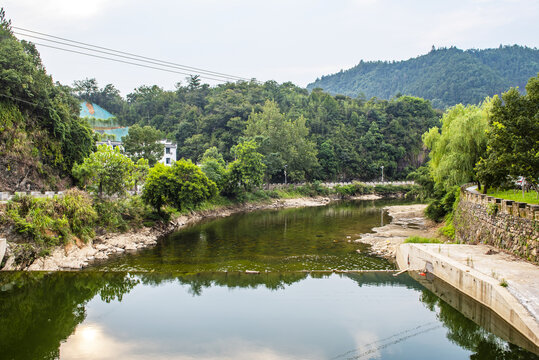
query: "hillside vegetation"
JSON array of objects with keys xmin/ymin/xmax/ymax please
[
  {"xmin": 75, "ymin": 78, "xmax": 440, "ymax": 183},
  {"xmin": 0, "ymin": 11, "xmax": 95, "ymax": 191},
  {"xmin": 307, "ymin": 45, "xmax": 539, "ymax": 109}
]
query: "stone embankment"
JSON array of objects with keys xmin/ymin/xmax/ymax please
[
  {"xmin": 455, "ymin": 187, "xmax": 539, "ymax": 263},
  {"xmin": 1, "ymin": 197, "xmax": 334, "ymax": 271},
  {"xmin": 355, "ymin": 204, "xmax": 437, "ymax": 259}
]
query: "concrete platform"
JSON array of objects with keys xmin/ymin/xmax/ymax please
[{"xmin": 396, "ymin": 243, "xmax": 539, "ymax": 351}]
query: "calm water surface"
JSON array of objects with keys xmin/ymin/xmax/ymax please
[{"xmin": 0, "ymin": 200, "xmax": 537, "ymax": 359}]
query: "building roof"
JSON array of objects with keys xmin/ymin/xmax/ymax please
[{"xmin": 79, "ymin": 101, "xmax": 115, "ymax": 120}]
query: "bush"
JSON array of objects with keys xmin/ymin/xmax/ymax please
[
  {"xmin": 335, "ymin": 182, "xmax": 374, "ymax": 197},
  {"xmin": 142, "ymin": 160, "xmax": 218, "ymax": 213},
  {"xmin": 3, "ymin": 189, "xmax": 97, "ymax": 248}
]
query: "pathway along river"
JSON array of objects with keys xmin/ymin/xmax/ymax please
[{"xmin": 1, "ymin": 199, "xmax": 538, "ymax": 359}]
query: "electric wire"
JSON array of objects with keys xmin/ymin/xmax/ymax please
[
  {"xmin": 28, "ymin": 42, "xmax": 236, "ymax": 83},
  {"xmin": 13, "ymin": 26, "xmax": 252, "ymax": 82},
  {"xmin": 13, "ymin": 31, "xmax": 248, "ymax": 82},
  {"xmin": 330, "ymin": 321, "xmax": 440, "ymax": 360}
]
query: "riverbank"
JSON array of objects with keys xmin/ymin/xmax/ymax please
[
  {"xmin": 2, "ymin": 196, "xmax": 339, "ymax": 271},
  {"xmin": 355, "ymin": 204, "xmax": 439, "ymax": 259},
  {"xmin": 397, "ymin": 243, "xmax": 539, "ymax": 351}
]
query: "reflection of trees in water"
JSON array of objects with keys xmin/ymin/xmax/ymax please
[
  {"xmin": 2, "ymin": 271, "xmax": 537, "ymax": 360},
  {"xmin": 0, "ymin": 272, "xmax": 138, "ymax": 360},
  {"xmin": 419, "ymin": 288, "xmax": 539, "ymax": 360}
]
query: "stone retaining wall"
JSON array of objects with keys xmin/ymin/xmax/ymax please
[{"xmin": 455, "ymin": 188, "xmax": 539, "ymax": 263}]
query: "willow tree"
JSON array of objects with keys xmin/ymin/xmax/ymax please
[{"xmin": 422, "ymin": 100, "xmax": 492, "ymax": 191}]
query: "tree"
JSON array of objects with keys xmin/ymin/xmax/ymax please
[
  {"xmin": 73, "ymin": 145, "xmax": 135, "ymax": 198},
  {"xmin": 133, "ymin": 158, "xmax": 149, "ymax": 194},
  {"xmin": 142, "ymin": 159, "xmax": 217, "ymax": 212},
  {"xmin": 423, "ymin": 101, "xmax": 491, "ymax": 191},
  {"xmin": 200, "ymin": 147, "xmax": 226, "ymax": 189},
  {"xmin": 225, "ymin": 140, "xmax": 265, "ymax": 193},
  {"xmin": 122, "ymin": 124, "xmax": 164, "ymax": 166},
  {"xmin": 477, "ymin": 75, "xmax": 539, "ymax": 193},
  {"xmin": 244, "ymin": 100, "xmax": 318, "ymax": 182}
]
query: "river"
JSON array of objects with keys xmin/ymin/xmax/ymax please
[{"xmin": 0, "ymin": 199, "xmax": 537, "ymax": 359}]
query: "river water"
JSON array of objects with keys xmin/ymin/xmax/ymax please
[{"xmin": 0, "ymin": 199, "xmax": 537, "ymax": 359}]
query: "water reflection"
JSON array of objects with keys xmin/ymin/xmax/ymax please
[{"xmin": 1, "ymin": 271, "xmax": 537, "ymax": 360}]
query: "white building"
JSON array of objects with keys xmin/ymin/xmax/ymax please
[{"xmin": 160, "ymin": 140, "xmax": 177, "ymax": 166}]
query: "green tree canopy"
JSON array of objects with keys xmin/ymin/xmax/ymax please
[
  {"xmin": 73, "ymin": 145, "xmax": 135, "ymax": 198},
  {"xmin": 477, "ymin": 74, "xmax": 539, "ymax": 191},
  {"xmin": 225, "ymin": 140, "xmax": 266, "ymax": 193},
  {"xmin": 423, "ymin": 101, "xmax": 491, "ymax": 191},
  {"xmin": 142, "ymin": 160, "xmax": 217, "ymax": 212},
  {"xmin": 122, "ymin": 124, "xmax": 165, "ymax": 166},
  {"xmin": 244, "ymin": 100, "xmax": 319, "ymax": 182}
]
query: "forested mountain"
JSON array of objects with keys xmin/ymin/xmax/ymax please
[
  {"xmin": 76, "ymin": 77, "xmax": 440, "ymax": 182},
  {"xmin": 307, "ymin": 45, "xmax": 539, "ymax": 109},
  {"xmin": 0, "ymin": 11, "xmax": 95, "ymax": 191}
]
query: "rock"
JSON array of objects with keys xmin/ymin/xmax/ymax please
[{"xmin": 94, "ymin": 252, "xmax": 108, "ymax": 260}]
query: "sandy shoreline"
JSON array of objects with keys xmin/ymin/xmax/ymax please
[
  {"xmin": 1, "ymin": 195, "xmax": 423, "ymax": 271},
  {"xmin": 355, "ymin": 204, "xmax": 437, "ymax": 259}
]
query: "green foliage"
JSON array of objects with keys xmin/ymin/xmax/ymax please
[
  {"xmin": 3, "ymin": 189, "xmax": 97, "ymax": 249},
  {"xmin": 122, "ymin": 124, "xmax": 165, "ymax": 166},
  {"xmin": 93, "ymin": 196, "xmax": 151, "ymax": 232},
  {"xmin": 307, "ymin": 45, "xmax": 539, "ymax": 109},
  {"xmin": 486, "ymin": 203, "xmax": 499, "ymax": 216},
  {"xmin": 245, "ymin": 100, "xmax": 319, "ymax": 182},
  {"xmin": 404, "ymin": 236, "xmax": 441, "ymax": 244},
  {"xmin": 142, "ymin": 160, "xmax": 218, "ymax": 212},
  {"xmin": 485, "ymin": 189, "xmax": 539, "ymax": 205},
  {"xmin": 423, "ymin": 101, "xmax": 490, "ymax": 191},
  {"xmin": 477, "ymin": 75, "xmax": 539, "ymax": 191},
  {"xmin": 0, "ymin": 12, "xmax": 94, "ymax": 188},
  {"xmin": 90, "ymin": 77, "xmax": 438, "ymax": 182},
  {"xmin": 224, "ymin": 140, "xmax": 266, "ymax": 194},
  {"xmin": 335, "ymin": 182, "xmax": 374, "ymax": 197},
  {"xmin": 73, "ymin": 144, "xmax": 135, "ymax": 198},
  {"xmin": 425, "ymin": 186, "xmax": 460, "ymax": 222},
  {"xmin": 200, "ymin": 147, "xmax": 226, "ymax": 188}
]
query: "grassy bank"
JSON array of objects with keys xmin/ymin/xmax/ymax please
[{"xmin": 485, "ymin": 188, "xmax": 539, "ymax": 205}]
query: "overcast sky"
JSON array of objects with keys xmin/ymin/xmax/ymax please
[{"xmin": 4, "ymin": 0, "xmax": 538, "ymax": 96}]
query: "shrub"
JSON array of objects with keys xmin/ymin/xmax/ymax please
[{"xmin": 142, "ymin": 160, "xmax": 218, "ymax": 213}]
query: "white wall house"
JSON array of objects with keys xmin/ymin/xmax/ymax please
[{"xmin": 160, "ymin": 140, "xmax": 177, "ymax": 166}]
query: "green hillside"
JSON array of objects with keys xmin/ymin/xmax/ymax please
[
  {"xmin": 0, "ymin": 12, "xmax": 95, "ymax": 191},
  {"xmin": 307, "ymin": 45, "xmax": 539, "ymax": 108}
]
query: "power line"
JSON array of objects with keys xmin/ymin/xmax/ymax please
[
  {"xmin": 29, "ymin": 42, "xmax": 238, "ymax": 83},
  {"xmin": 13, "ymin": 26, "xmax": 253, "ymax": 82},
  {"xmin": 13, "ymin": 31, "xmax": 248, "ymax": 83}
]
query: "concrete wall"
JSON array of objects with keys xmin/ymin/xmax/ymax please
[
  {"xmin": 455, "ymin": 189, "xmax": 539, "ymax": 263},
  {"xmin": 396, "ymin": 243, "xmax": 539, "ymax": 350}
]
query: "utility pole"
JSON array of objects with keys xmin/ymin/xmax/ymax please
[{"xmin": 381, "ymin": 165, "xmax": 384, "ymax": 183}]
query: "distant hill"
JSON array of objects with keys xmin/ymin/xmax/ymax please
[{"xmin": 307, "ymin": 45, "xmax": 539, "ymax": 108}]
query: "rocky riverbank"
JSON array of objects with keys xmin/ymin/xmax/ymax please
[
  {"xmin": 2, "ymin": 196, "xmax": 334, "ymax": 271},
  {"xmin": 356, "ymin": 204, "xmax": 438, "ymax": 259}
]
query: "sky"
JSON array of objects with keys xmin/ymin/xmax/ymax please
[{"xmin": 3, "ymin": 0, "xmax": 539, "ymax": 96}]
